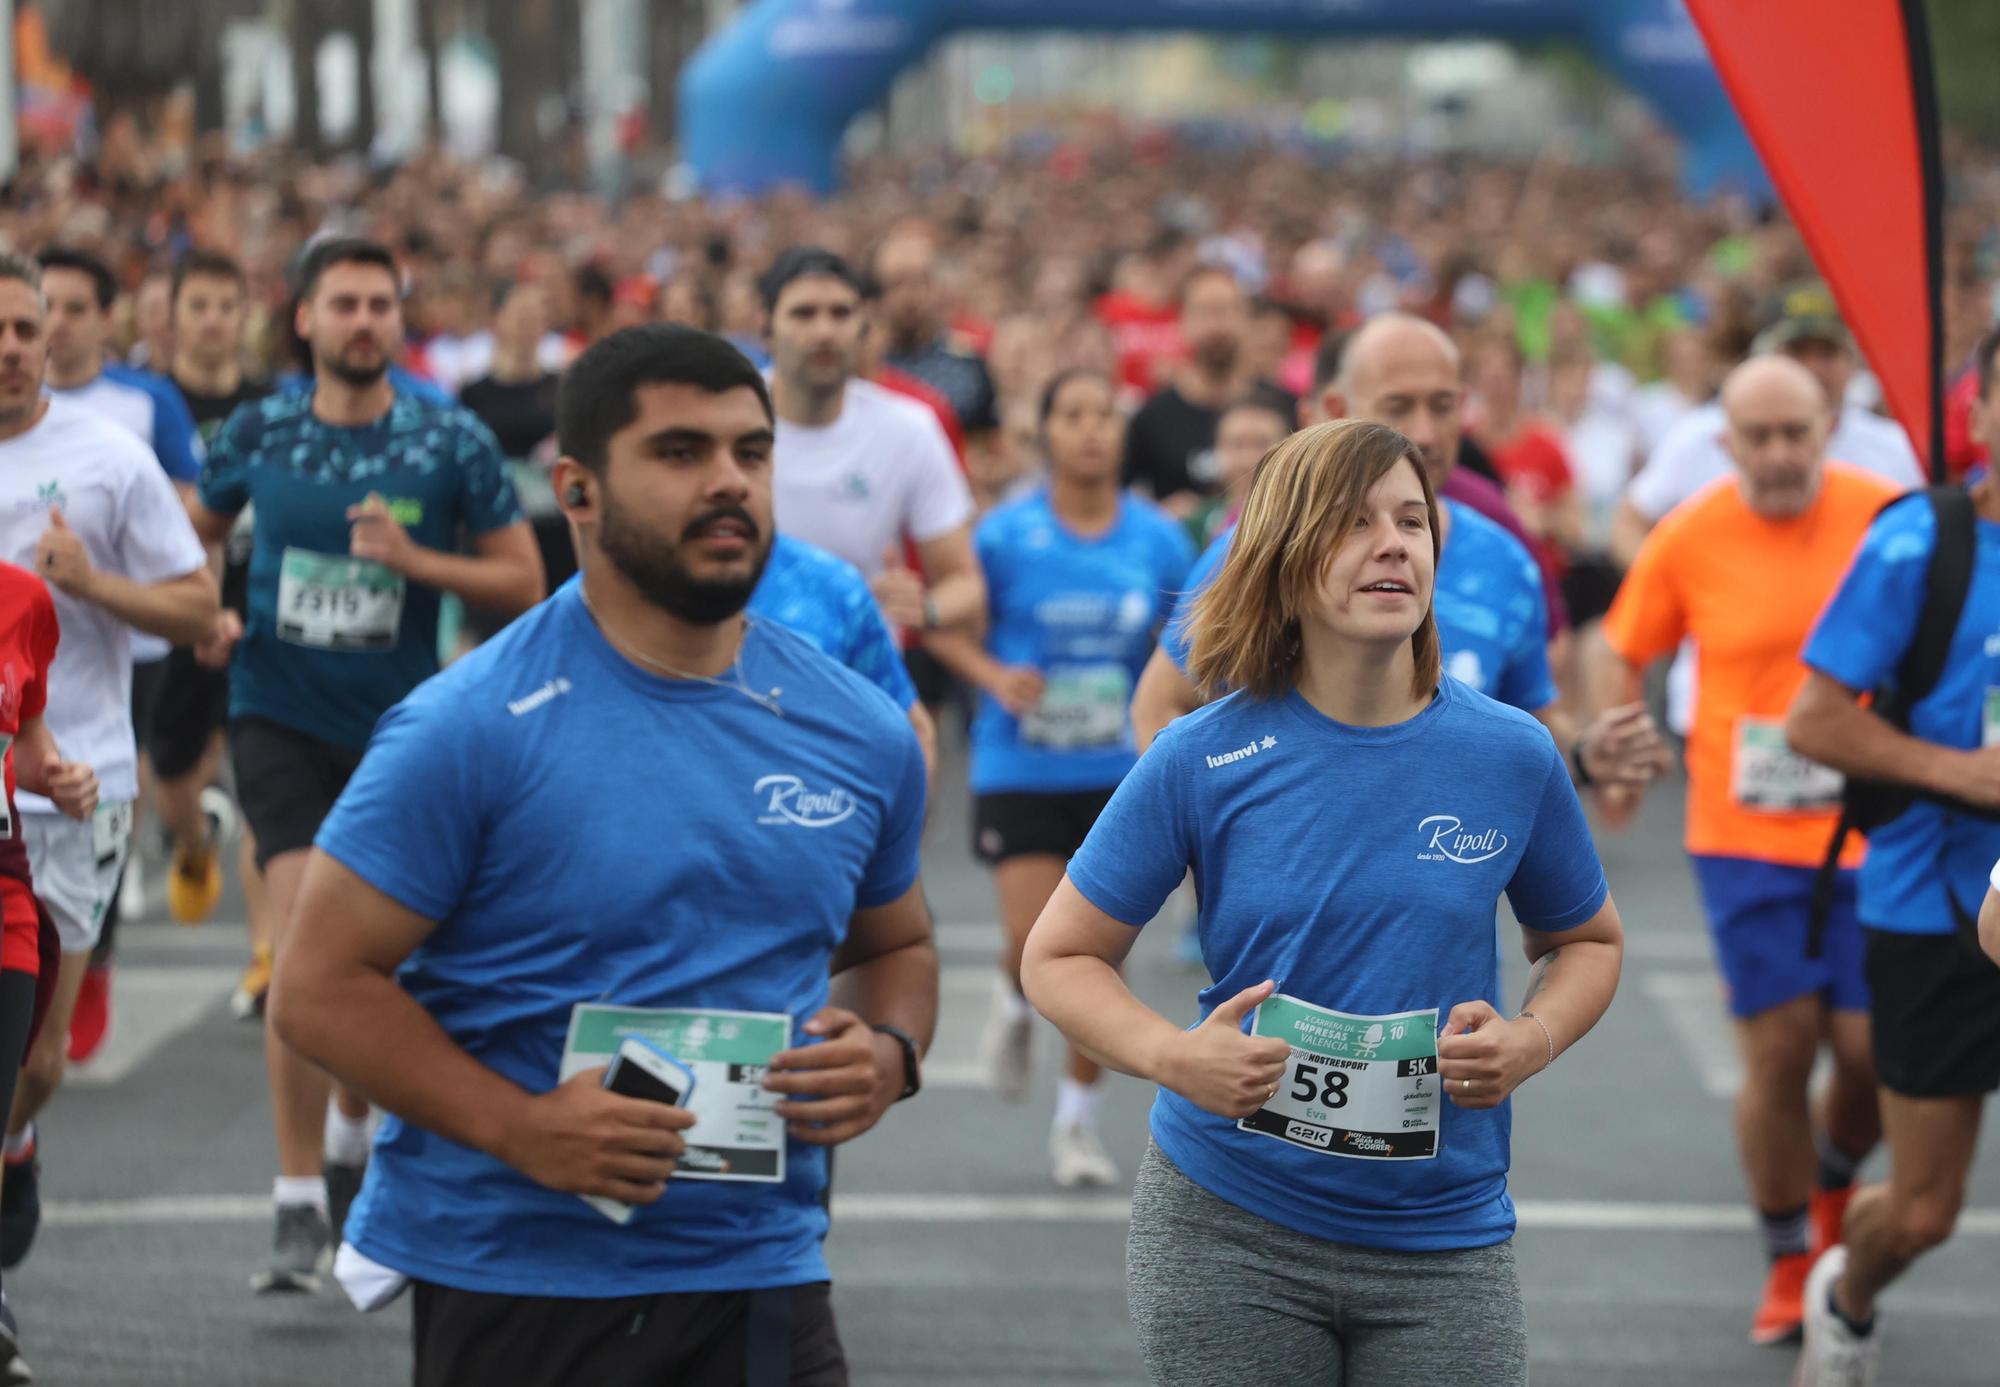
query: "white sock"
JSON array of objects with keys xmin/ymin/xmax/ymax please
[
  {"xmin": 1054, "ymin": 1077, "xmax": 1102, "ymax": 1130},
  {"xmin": 324, "ymin": 1101, "xmax": 373, "ymax": 1167},
  {"xmin": 3, "ymin": 1123, "xmax": 34, "ymax": 1161},
  {"xmin": 274, "ymin": 1175, "xmax": 328, "ymax": 1213}
]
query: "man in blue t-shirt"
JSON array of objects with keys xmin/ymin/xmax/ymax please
[
  {"xmin": 185, "ymin": 237, "xmax": 546, "ymax": 1295},
  {"xmin": 275, "ymin": 324, "xmax": 936, "ymax": 1387},
  {"xmin": 1783, "ymin": 325, "xmax": 2000, "ymax": 1385},
  {"xmin": 748, "ymin": 531, "xmax": 935, "ymax": 772}
]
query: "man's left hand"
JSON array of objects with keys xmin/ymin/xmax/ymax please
[{"xmin": 762, "ymin": 1007, "xmax": 904, "ymax": 1146}]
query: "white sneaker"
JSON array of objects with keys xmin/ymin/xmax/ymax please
[
  {"xmin": 976, "ymin": 979, "xmax": 1033, "ymax": 1102},
  {"xmin": 1793, "ymin": 1246, "xmax": 1880, "ymax": 1387},
  {"xmin": 1050, "ymin": 1120, "xmax": 1119, "ymax": 1188}
]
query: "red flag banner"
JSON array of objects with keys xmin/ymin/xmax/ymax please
[{"xmin": 1685, "ymin": 0, "xmax": 1944, "ymax": 479}]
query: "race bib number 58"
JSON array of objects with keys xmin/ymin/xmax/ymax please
[{"xmin": 1237, "ymin": 995, "xmax": 1440, "ymax": 1160}]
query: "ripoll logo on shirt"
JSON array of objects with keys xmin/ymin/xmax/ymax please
[
  {"xmin": 1204, "ymin": 735, "xmax": 1276, "ymax": 769},
  {"xmin": 755, "ymin": 773, "xmax": 858, "ymax": 828},
  {"xmin": 1416, "ymin": 814, "xmax": 1509, "ymax": 865}
]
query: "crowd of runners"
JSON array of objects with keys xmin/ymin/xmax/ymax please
[{"xmin": 0, "ymin": 133, "xmax": 1991, "ymax": 1385}]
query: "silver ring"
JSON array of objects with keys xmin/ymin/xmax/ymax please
[
  {"xmin": 1461, "ymin": 1079, "xmax": 1472, "ymax": 1092},
  {"xmin": 1267, "ymin": 1083, "xmax": 1279, "ymax": 1100}
]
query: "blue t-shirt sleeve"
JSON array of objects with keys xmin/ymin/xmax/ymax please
[
  {"xmin": 1157, "ymin": 521, "xmax": 1198, "ymax": 606},
  {"xmin": 196, "ymin": 409, "xmax": 255, "ymax": 515},
  {"xmin": 839, "ymin": 582, "xmax": 918, "ymax": 710},
  {"xmin": 1494, "ymin": 555, "xmax": 1557, "ymax": 712},
  {"xmin": 315, "ymin": 693, "xmax": 491, "ymax": 921},
  {"xmin": 1503, "ymin": 748, "xmax": 1609, "ymax": 932},
  {"xmin": 148, "ymin": 379, "xmax": 203, "ymax": 483},
  {"xmin": 1802, "ymin": 502, "xmax": 1928, "ymax": 693},
  {"xmin": 857, "ymin": 718, "xmax": 926, "ymax": 908},
  {"xmin": 1164, "ymin": 534, "xmax": 1228, "ymax": 673},
  {"xmin": 452, "ymin": 416, "xmax": 525, "ymax": 533},
  {"xmin": 1065, "ymin": 728, "xmax": 1193, "ymax": 926}
]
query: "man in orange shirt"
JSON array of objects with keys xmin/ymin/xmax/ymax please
[{"xmin": 1602, "ymin": 356, "xmax": 1898, "ymax": 1347}]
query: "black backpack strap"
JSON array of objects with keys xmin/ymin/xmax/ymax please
[{"xmin": 1808, "ymin": 485, "xmax": 1978, "ymax": 958}]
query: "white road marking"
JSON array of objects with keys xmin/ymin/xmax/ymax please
[
  {"xmin": 1641, "ymin": 971, "xmax": 1741, "ymax": 1099},
  {"xmin": 40, "ymin": 1191, "xmax": 2000, "ymax": 1235},
  {"xmin": 69, "ymin": 966, "xmax": 240, "ymax": 1087}
]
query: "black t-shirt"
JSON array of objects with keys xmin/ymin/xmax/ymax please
[
  {"xmin": 176, "ymin": 376, "xmax": 275, "ymax": 449},
  {"xmin": 460, "ymin": 373, "xmax": 560, "ymax": 461},
  {"xmin": 1121, "ymin": 380, "xmax": 1297, "ymax": 501},
  {"xmin": 884, "ymin": 339, "xmax": 999, "ymax": 433}
]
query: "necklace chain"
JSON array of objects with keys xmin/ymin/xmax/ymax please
[{"xmin": 577, "ymin": 586, "xmax": 783, "ymax": 717}]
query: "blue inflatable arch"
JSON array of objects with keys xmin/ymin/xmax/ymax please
[{"xmin": 679, "ymin": 0, "xmax": 1764, "ymax": 198}]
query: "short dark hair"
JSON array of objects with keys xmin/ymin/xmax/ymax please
[
  {"xmin": 557, "ymin": 324, "xmax": 774, "ymax": 474},
  {"xmin": 36, "ymin": 246, "xmax": 117, "ymax": 311},
  {"xmin": 759, "ymin": 246, "xmax": 864, "ymax": 316},
  {"xmin": 1311, "ymin": 328, "xmax": 1352, "ymax": 395},
  {"xmin": 1037, "ymin": 367, "xmax": 1114, "ymax": 428},
  {"xmin": 1977, "ymin": 323, "xmax": 2000, "ymax": 402},
  {"xmin": 296, "ymin": 236, "xmax": 399, "ymax": 300},
  {"xmin": 171, "ymin": 248, "xmax": 245, "ymax": 304}
]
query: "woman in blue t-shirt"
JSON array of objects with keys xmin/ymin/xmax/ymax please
[
  {"xmin": 1021, "ymin": 419, "xmax": 1623, "ymax": 1385},
  {"xmin": 929, "ymin": 369, "xmax": 1194, "ymax": 1190}
]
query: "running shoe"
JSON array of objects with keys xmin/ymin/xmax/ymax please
[
  {"xmin": 230, "ymin": 945, "xmax": 273, "ymax": 1022},
  {"xmin": 1050, "ymin": 1120, "xmax": 1119, "ymax": 1188},
  {"xmin": 1810, "ymin": 1186, "xmax": 1856, "ymax": 1257},
  {"xmin": 326, "ymin": 1159, "xmax": 367, "ymax": 1243},
  {"xmin": 976, "ymin": 978, "xmax": 1033, "ymax": 1103},
  {"xmin": 199, "ymin": 785, "xmax": 239, "ymax": 846},
  {"xmin": 0, "ymin": 1290, "xmax": 26, "ymax": 1383},
  {"xmin": 65, "ymin": 963, "xmax": 110, "ymax": 1065},
  {"xmin": 166, "ymin": 841, "xmax": 222, "ymax": 925},
  {"xmin": 252, "ymin": 1203, "xmax": 331, "ymax": 1295},
  {"xmin": 1751, "ymin": 1251, "xmax": 1812, "ymax": 1345},
  {"xmin": 1793, "ymin": 1246, "xmax": 1879, "ymax": 1386},
  {"xmin": 0, "ymin": 1140, "xmax": 39, "ymax": 1270}
]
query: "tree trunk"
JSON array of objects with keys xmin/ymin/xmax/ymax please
[
  {"xmin": 291, "ymin": 0, "xmax": 326, "ymax": 153},
  {"xmin": 417, "ymin": 0, "xmax": 444, "ymax": 142},
  {"xmin": 349, "ymin": 0, "xmax": 376, "ymax": 153},
  {"xmin": 648, "ymin": 0, "xmax": 699, "ymax": 149},
  {"xmin": 192, "ymin": 3, "xmax": 227, "ymax": 140},
  {"xmin": 494, "ymin": 0, "xmax": 554, "ymax": 167}
]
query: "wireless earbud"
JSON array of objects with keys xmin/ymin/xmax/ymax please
[{"xmin": 565, "ymin": 483, "xmax": 588, "ymax": 508}]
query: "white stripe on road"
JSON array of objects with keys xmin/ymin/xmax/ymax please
[
  {"xmin": 39, "ymin": 1191, "xmax": 2000, "ymax": 1235},
  {"xmin": 70, "ymin": 966, "xmax": 240, "ymax": 1087},
  {"xmin": 1641, "ymin": 971, "xmax": 1741, "ymax": 1099}
]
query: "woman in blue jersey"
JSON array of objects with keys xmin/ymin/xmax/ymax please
[
  {"xmin": 931, "ymin": 369, "xmax": 1194, "ymax": 1188},
  {"xmin": 1022, "ymin": 419, "xmax": 1623, "ymax": 1384}
]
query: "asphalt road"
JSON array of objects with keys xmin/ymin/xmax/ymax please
[{"xmin": 13, "ymin": 734, "xmax": 2000, "ymax": 1386}]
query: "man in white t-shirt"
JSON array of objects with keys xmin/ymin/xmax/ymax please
[
  {"xmin": 759, "ymin": 247, "xmax": 984, "ymax": 641},
  {"xmin": 0, "ymin": 253, "xmax": 217, "ymax": 1278}
]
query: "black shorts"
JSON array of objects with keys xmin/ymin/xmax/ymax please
[
  {"xmin": 147, "ymin": 646, "xmax": 229, "ymax": 781},
  {"xmin": 973, "ymin": 788, "xmax": 1117, "ymax": 865},
  {"xmin": 1865, "ymin": 925, "xmax": 2000, "ymax": 1098},
  {"xmin": 230, "ymin": 717, "xmax": 366, "ymax": 870},
  {"xmin": 412, "ymin": 1280, "xmax": 845, "ymax": 1387},
  {"xmin": 129, "ymin": 655, "xmax": 168, "ymax": 742}
]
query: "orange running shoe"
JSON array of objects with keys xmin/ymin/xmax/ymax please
[
  {"xmin": 1751, "ymin": 1250, "xmax": 1813, "ymax": 1346},
  {"xmin": 1811, "ymin": 1187, "xmax": 1856, "ymax": 1257},
  {"xmin": 66, "ymin": 962, "xmax": 111, "ymax": 1065}
]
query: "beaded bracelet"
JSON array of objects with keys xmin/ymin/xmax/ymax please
[{"xmin": 1518, "ymin": 1010, "xmax": 1556, "ymax": 1072}]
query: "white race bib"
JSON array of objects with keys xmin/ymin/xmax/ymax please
[
  {"xmin": 1731, "ymin": 718, "xmax": 1842, "ymax": 814},
  {"xmin": 1020, "ymin": 663, "xmax": 1131, "ymax": 750},
  {"xmin": 91, "ymin": 800, "xmax": 133, "ymax": 869},
  {"xmin": 559, "ymin": 1003, "xmax": 791, "ymax": 1214},
  {"xmin": 276, "ymin": 548, "xmax": 405, "ymax": 651},
  {"xmin": 1238, "ymin": 995, "xmax": 1441, "ymax": 1161},
  {"xmin": 1984, "ymin": 688, "xmax": 2000, "ymax": 749}
]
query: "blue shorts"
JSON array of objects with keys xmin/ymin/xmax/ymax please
[{"xmin": 1689, "ymin": 855, "xmax": 1866, "ymax": 1020}]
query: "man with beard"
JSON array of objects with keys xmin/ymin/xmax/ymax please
[
  {"xmin": 1121, "ymin": 266, "xmax": 1296, "ymax": 517},
  {"xmin": 274, "ymin": 324, "xmax": 936, "ymax": 1387},
  {"xmin": 185, "ymin": 237, "xmax": 545, "ymax": 1294}
]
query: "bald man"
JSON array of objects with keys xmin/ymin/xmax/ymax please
[
  {"xmin": 1131, "ymin": 313, "xmax": 1664, "ymax": 795},
  {"xmin": 1600, "ymin": 356, "xmax": 1898, "ymax": 1346}
]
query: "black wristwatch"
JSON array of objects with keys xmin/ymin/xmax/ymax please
[
  {"xmin": 871, "ymin": 1023, "xmax": 922, "ymax": 1102},
  {"xmin": 1570, "ymin": 736, "xmax": 1596, "ymax": 788}
]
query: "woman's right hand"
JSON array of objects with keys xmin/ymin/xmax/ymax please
[{"xmin": 1155, "ymin": 979, "xmax": 1293, "ymax": 1118}]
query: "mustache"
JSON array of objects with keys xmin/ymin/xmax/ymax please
[{"xmin": 683, "ymin": 503, "xmax": 760, "ymax": 544}]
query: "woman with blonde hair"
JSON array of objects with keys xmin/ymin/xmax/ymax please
[{"xmin": 1022, "ymin": 419, "xmax": 1624, "ymax": 1384}]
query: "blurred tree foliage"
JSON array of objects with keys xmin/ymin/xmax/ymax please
[{"xmin": 1930, "ymin": 0, "xmax": 2000, "ymax": 147}]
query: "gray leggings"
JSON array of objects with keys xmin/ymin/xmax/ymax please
[{"xmin": 1126, "ymin": 1143, "xmax": 1528, "ymax": 1386}]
